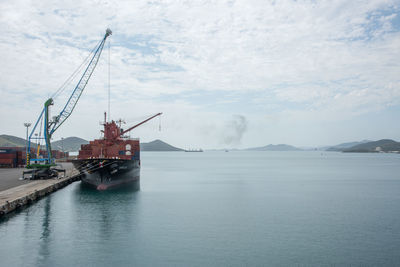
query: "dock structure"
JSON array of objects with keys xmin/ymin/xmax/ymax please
[{"xmin": 0, "ymin": 163, "xmax": 81, "ymax": 217}]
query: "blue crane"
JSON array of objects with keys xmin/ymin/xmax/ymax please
[{"xmin": 23, "ymin": 29, "xmax": 112, "ymax": 179}]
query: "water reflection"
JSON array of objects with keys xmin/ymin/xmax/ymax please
[
  {"xmin": 1, "ymin": 152, "xmax": 400, "ymax": 266},
  {"xmin": 37, "ymin": 197, "xmax": 52, "ymax": 266},
  {"xmin": 72, "ymin": 182, "xmax": 141, "ymax": 241}
]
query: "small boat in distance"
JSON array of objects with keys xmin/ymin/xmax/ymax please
[{"xmin": 184, "ymin": 149, "xmax": 203, "ymax": 152}]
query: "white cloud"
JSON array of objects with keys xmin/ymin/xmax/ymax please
[{"xmin": 1, "ymin": 0, "xmax": 400, "ymax": 147}]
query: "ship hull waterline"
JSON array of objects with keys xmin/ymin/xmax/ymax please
[{"xmin": 72, "ymin": 158, "xmax": 140, "ymax": 191}]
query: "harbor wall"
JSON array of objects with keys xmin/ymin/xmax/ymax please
[{"xmin": 0, "ymin": 174, "xmax": 81, "ymax": 217}]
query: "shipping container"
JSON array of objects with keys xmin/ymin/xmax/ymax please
[
  {"xmin": 0, "ymin": 149, "xmax": 14, "ymax": 154},
  {"xmin": 0, "ymin": 153, "xmax": 17, "ymax": 159},
  {"xmin": 0, "ymin": 158, "xmax": 14, "ymax": 167}
]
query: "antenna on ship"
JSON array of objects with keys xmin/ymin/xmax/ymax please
[{"xmin": 117, "ymin": 119, "xmax": 126, "ymax": 128}]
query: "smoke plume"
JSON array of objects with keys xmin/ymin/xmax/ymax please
[{"xmin": 222, "ymin": 115, "xmax": 248, "ymax": 145}]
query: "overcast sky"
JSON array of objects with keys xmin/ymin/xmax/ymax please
[{"xmin": 1, "ymin": 0, "xmax": 400, "ymax": 149}]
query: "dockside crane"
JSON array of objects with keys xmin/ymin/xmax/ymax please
[{"xmin": 23, "ymin": 29, "xmax": 112, "ymax": 179}]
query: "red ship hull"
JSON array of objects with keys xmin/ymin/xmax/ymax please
[{"xmin": 72, "ymin": 158, "xmax": 140, "ymax": 190}]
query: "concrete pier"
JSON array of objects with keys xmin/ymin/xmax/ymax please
[{"xmin": 0, "ymin": 163, "xmax": 81, "ymax": 217}]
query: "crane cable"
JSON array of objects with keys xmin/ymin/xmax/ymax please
[
  {"xmin": 33, "ymin": 39, "xmax": 101, "ymax": 158},
  {"xmin": 52, "ymin": 39, "xmax": 102, "ymax": 100}
]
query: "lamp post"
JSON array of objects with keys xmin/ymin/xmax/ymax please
[
  {"xmin": 23, "ymin": 123, "xmax": 31, "ymax": 165},
  {"xmin": 61, "ymin": 137, "xmax": 64, "ymax": 158}
]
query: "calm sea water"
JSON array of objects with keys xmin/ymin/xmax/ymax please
[{"xmin": 1, "ymin": 151, "xmax": 400, "ymax": 266}]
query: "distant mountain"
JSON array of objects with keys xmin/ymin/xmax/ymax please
[
  {"xmin": 52, "ymin": 137, "xmax": 89, "ymax": 152},
  {"xmin": 141, "ymin": 139, "xmax": 183, "ymax": 151},
  {"xmin": 326, "ymin": 140, "xmax": 372, "ymax": 151},
  {"xmin": 246, "ymin": 144, "xmax": 302, "ymax": 151},
  {"xmin": 0, "ymin": 134, "xmax": 26, "ymax": 147},
  {"xmin": 53, "ymin": 138, "xmax": 184, "ymax": 152},
  {"xmin": 0, "ymin": 134, "xmax": 88, "ymax": 152},
  {"xmin": 1, "ymin": 134, "xmax": 184, "ymax": 152},
  {"xmin": 343, "ymin": 139, "xmax": 400, "ymax": 153}
]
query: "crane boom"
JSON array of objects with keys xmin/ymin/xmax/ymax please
[
  {"xmin": 49, "ymin": 28, "xmax": 112, "ymax": 134},
  {"xmin": 119, "ymin": 113, "xmax": 162, "ymax": 137}
]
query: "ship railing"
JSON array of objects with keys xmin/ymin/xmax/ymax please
[{"xmin": 71, "ymin": 159, "xmax": 124, "ymax": 176}]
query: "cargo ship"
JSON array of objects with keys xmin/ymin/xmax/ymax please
[{"xmin": 72, "ymin": 112, "xmax": 161, "ymax": 190}]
